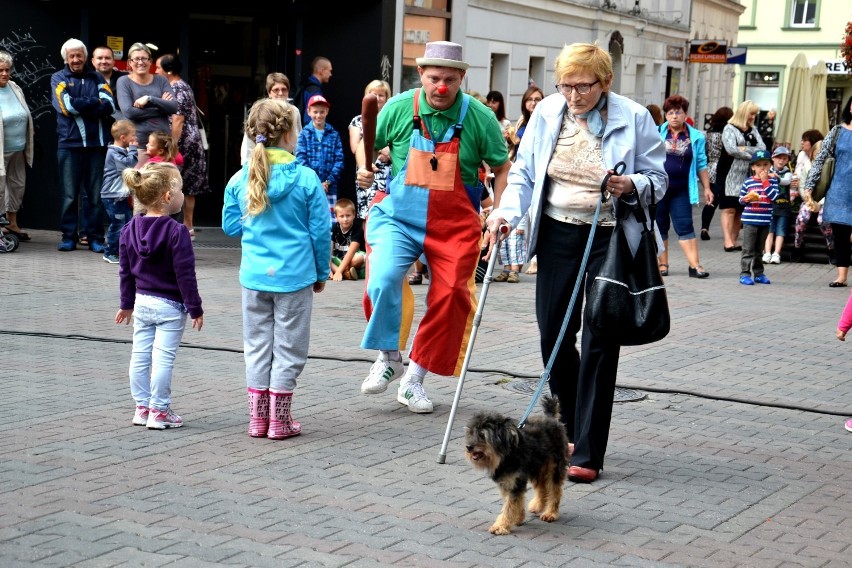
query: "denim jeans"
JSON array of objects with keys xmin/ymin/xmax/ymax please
[
  {"xmin": 129, "ymin": 294, "xmax": 188, "ymax": 411},
  {"xmin": 57, "ymin": 147, "xmax": 107, "ymax": 242},
  {"xmin": 102, "ymin": 197, "xmax": 133, "ymax": 256},
  {"xmin": 655, "ymin": 184, "xmax": 696, "ymax": 241}
]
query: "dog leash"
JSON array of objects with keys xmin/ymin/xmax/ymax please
[{"xmin": 517, "ymin": 161, "xmax": 626, "ymax": 428}]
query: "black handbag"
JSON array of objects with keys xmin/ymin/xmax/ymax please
[{"xmin": 586, "ymin": 178, "xmax": 670, "ymax": 346}]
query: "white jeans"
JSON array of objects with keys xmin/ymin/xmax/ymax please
[{"xmin": 129, "ymin": 294, "xmax": 188, "ymax": 411}]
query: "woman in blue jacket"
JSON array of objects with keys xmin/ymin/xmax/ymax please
[
  {"xmin": 487, "ymin": 43, "xmax": 667, "ymax": 483},
  {"xmin": 656, "ymin": 95, "xmax": 712, "ymax": 278}
]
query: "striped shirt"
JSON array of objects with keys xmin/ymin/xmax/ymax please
[{"xmin": 738, "ymin": 176, "xmax": 779, "ymax": 226}]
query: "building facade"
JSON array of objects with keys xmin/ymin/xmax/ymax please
[{"xmin": 734, "ymin": 0, "xmax": 852, "ymax": 143}]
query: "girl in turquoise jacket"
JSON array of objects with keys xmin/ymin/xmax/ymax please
[{"xmin": 222, "ymin": 99, "xmax": 331, "ymax": 441}]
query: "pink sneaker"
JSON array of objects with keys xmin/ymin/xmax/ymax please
[
  {"xmin": 845, "ymin": 419, "xmax": 852, "ymax": 433},
  {"xmin": 132, "ymin": 406, "xmax": 149, "ymax": 426},
  {"xmin": 146, "ymin": 407, "xmax": 183, "ymax": 430}
]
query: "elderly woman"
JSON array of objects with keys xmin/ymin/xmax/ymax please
[
  {"xmin": 806, "ymin": 95, "xmax": 852, "ymax": 287},
  {"xmin": 717, "ymin": 100, "xmax": 765, "ymax": 251},
  {"xmin": 487, "ymin": 42, "xmax": 667, "ymax": 483},
  {"xmin": 117, "ymin": 43, "xmax": 178, "ymax": 166},
  {"xmin": 655, "ymin": 94, "xmax": 711, "ymax": 278},
  {"xmin": 0, "ymin": 50, "xmax": 34, "ymax": 241},
  {"xmin": 155, "ymin": 54, "xmax": 210, "ymax": 238},
  {"xmin": 240, "ymin": 72, "xmax": 302, "ymax": 164}
]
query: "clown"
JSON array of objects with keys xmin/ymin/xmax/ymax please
[{"xmin": 355, "ymin": 41, "xmax": 510, "ymax": 413}]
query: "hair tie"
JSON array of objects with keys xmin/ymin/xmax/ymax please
[{"xmin": 255, "ymin": 134, "xmax": 268, "ymax": 144}]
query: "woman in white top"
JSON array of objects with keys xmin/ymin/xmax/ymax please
[{"xmin": 240, "ymin": 73, "xmax": 302, "ymax": 164}]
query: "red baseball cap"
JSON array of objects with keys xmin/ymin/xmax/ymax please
[{"xmin": 307, "ymin": 95, "xmax": 330, "ymax": 108}]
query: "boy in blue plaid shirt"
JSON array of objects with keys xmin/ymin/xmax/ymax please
[{"xmin": 296, "ymin": 95, "xmax": 344, "ymax": 220}]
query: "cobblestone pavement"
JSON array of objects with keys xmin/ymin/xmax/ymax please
[{"xmin": 2, "ymin": 224, "xmax": 850, "ymax": 567}]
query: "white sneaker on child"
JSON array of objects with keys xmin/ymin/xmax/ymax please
[
  {"xmin": 761, "ymin": 252, "xmax": 772, "ymax": 263},
  {"xmin": 770, "ymin": 253, "xmax": 781, "ymax": 264},
  {"xmin": 361, "ymin": 353, "xmax": 404, "ymax": 394}
]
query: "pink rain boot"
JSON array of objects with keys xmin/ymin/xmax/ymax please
[
  {"xmin": 268, "ymin": 390, "xmax": 301, "ymax": 439},
  {"xmin": 247, "ymin": 387, "xmax": 270, "ymax": 438}
]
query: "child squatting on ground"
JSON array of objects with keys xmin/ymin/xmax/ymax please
[
  {"xmin": 738, "ymin": 150, "xmax": 779, "ymax": 285},
  {"xmin": 115, "ymin": 162, "xmax": 204, "ymax": 430},
  {"xmin": 101, "ymin": 119, "xmax": 138, "ymax": 264},
  {"xmin": 329, "ymin": 198, "xmax": 366, "ymax": 281},
  {"xmin": 222, "ymin": 97, "xmax": 331, "ymax": 440}
]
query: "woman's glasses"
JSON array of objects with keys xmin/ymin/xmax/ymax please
[
  {"xmin": 555, "ymin": 80, "xmax": 599, "ymax": 95},
  {"xmin": 131, "ymin": 57, "xmax": 151, "ymax": 64}
]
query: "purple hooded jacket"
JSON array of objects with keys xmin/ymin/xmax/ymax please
[{"xmin": 118, "ymin": 214, "xmax": 203, "ymax": 319}]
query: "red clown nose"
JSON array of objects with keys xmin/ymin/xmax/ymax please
[{"xmin": 436, "ymin": 84, "xmax": 448, "ymax": 95}]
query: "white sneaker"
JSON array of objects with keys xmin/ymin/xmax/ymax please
[
  {"xmin": 361, "ymin": 354, "xmax": 404, "ymax": 394},
  {"xmin": 770, "ymin": 253, "xmax": 781, "ymax": 264},
  {"xmin": 761, "ymin": 253, "xmax": 772, "ymax": 263},
  {"xmin": 397, "ymin": 380, "xmax": 434, "ymax": 413}
]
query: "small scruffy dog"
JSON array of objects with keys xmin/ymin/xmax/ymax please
[{"xmin": 464, "ymin": 396, "xmax": 568, "ymax": 535}]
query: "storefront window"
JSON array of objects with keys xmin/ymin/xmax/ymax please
[{"xmin": 744, "ymin": 71, "xmax": 780, "ymax": 113}]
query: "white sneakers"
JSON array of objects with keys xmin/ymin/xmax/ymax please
[
  {"xmin": 361, "ymin": 353, "xmax": 404, "ymax": 394},
  {"xmin": 362, "ymin": 353, "xmax": 434, "ymax": 413},
  {"xmin": 762, "ymin": 252, "xmax": 782, "ymax": 264},
  {"xmin": 397, "ymin": 380, "xmax": 434, "ymax": 414},
  {"xmin": 762, "ymin": 252, "xmax": 772, "ymax": 263}
]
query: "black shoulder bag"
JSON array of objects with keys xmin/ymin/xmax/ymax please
[{"xmin": 586, "ymin": 171, "xmax": 670, "ymax": 346}]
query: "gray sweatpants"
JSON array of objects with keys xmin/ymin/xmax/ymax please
[{"xmin": 242, "ymin": 286, "xmax": 313, "ymax": 392}]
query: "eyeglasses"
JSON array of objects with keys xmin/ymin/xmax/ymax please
[
  {"xmin": 665, "ymin": 109, "xmax": 685, "ymax": 117},
  {"xmin": 131, "ymin": 57, "xmax": 151, "ymax": 64},
  {"xmin": 555, "ymin": 80, "xmax": 599, "ymax": 95},
  {"xmin": 528, "ymin": 97, "xmax": 543, "ymax": 103}
]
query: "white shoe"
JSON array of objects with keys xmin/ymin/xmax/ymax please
[
  {"xmin": 761, "ymin": 253, "xmax": 772, "ymax": 263},
  {"xmin": 770, "ymin": 253, "xmax": 781, "ymax": 264},
  {"xmin": 361, "ymin": 353, "xmax": 404, "ymax": 394},
  {"xmin": 397, "ymin": 379, "xmax": 433, "ymax": 413}
]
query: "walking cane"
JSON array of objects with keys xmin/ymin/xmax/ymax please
[{"xmin": 437, "ymin": 224, "xmax": 508, "ymax": 464}]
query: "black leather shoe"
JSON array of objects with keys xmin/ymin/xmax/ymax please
[
  {"xmin": 700, "ymin": 229, "xmax": 710, "ymax": 241},
  {"xmin": 689, "ymin": 266, "xmax": 709, "ymax": 279}
]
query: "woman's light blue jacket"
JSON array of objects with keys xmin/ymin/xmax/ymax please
[{"xmin": 492, "ymin": 91, "xmax": 668, "ymax": 256}]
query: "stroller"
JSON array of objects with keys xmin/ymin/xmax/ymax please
[{"xmin": 0, "ymin": 215, "xmax": 20, "ymax": 253}]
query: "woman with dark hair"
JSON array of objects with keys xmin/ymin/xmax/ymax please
[
  {"xmin": 155, "ymin": 54, "xmax": 210, "ymax": 237},
  {"xmin": 805, "ymin": 95, "xmax": 852, "ymax": 287},
  {"xmin": 511, "ymin": 85, "xmax": 544, "ymax": 274},
  {"xmin": 790, "ymin": 129, "xmax": 831, "ymax": 263},
  {"xmin": 646, "ymin": 103, "xmax": 664, "ymax": 126},
  {"xmin": 655, "ymin": 94, "xmax": 711, "ymax": 278},
  {"xmin": 485, "ymin": 90, "xmax": 512, "ymax": 132},
  {"xmin": 511, "ymin": 85, "xmax": 545, "ymax": 160},
  {"xmin": 699, "ymin": 106, "xmax": 734, "ymax": 240}
]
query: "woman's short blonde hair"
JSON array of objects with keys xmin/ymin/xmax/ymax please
[
  {"xmin": 728, "ymin": 100, "xmax": 760, "ymax": 130},
  {"xmin": 553, "ymin": 42, "xmax": 613, "ymax": 86},
  {"xmin": 127, "ymin": 42, "xmax": 151, "ymax": 59},
  {"xmin": 363, "ymin": 80, "xmax": 391, "ymax": 98}
]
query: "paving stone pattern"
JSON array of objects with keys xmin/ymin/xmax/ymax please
[{"xmin": 1, "ymin": 225, "xmax": 850, "ymax": 567}]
